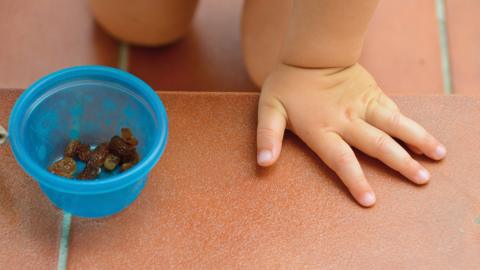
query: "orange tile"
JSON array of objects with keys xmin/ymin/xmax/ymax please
[
  {"xmin": 67, "ymin": 93, "xmax": 479, "ymax": 268},
  {"xmin": 360, "ymin": 0, "xmax": 444, "ymax": 94},
  {"xmin": 0, "ymin": 0, "xmax": 118, "ymax": 89},
  {"xmin": 445, "ymin": 0, "xmax": 480, "ymax": 95},
  {"xmin": 0, "ymin": 90, "xmax": 62, "ymax": 269},
  {"xmin": 129, "ymin": 0, "xmax": 257, "ymax": 91}
]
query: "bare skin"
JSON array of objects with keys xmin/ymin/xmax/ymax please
[
  {"xmin": 90, "ymin": 0, "xmax": 198, "ymax": 46},
  {"xmin": 91, "ymin": 0, "xmax": 448, "ymax": 207},
  {"xmin": 254, "ymin": 0, "xmax": 447, "ymax": 207},
  {"xmin": 257, "ymin": 63, "xmax": 446, "ymax": 206}
]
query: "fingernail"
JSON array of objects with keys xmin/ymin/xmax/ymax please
[
  {"xmin": 360, "ymin": 192, "xmax": 376, "ymax": 207},
  {"xmin": 415, "ymin": 168, "xmax": 430, "ymax": 184},
  {"xmin": 434, "ymin": 145, "xmax": 447, "ymax": 159},
  {"xmin": 257, "ymin": 150, "xmax": 273, "ymax": 165}
]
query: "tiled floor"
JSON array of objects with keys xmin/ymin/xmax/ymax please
[
  {"xmin": 0, "ymin": 90, "xmax": 62, "ymax": 270},
  {"xmin": 1, "ymin": 0, "xmax": 480, "ymax": 269},
  {"xmin": 0, "ymin": 0, "xmax": 118, "ymax": 89},
  {"xmin": 445, "ymin": 0, "xmax": 480, "ymax": 95},
  {"xmin": 129, "ymin": 0, "xmax": 257, "ymax": 91},
  {"xmin": 130, "ymin": 0, "xmax": 447, "ymax": 94},
  {"xmin": 5, "ymin": 0, "xmax": 478, "ymax": 94},
  {"xmin": 1, "ymin": 91, "xmax": 479, "ymax": 269},
  {"xmin": 67, "ymin": 95, "xmax": 479, "ymax": 269},
  {"xmin": 360, "ymin": 0, "xmax": 444, "ymax": 94}
]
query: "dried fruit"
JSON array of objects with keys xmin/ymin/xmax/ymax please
[
  {"xmin": 104, "ymin": 154, "xmax": 120, "ymax": 171},
  {"xmin": 77, "ymin": 164, "xmax": 100, "ymax": 180},
  {"xmin": 109, "ymin": 136, "xmax": 135, "ymax": 157},
  {"xmin": 120, "ymin": 162, "xmax": 135, "ymax": 172},
  {"xmin": 120, "ymin": 150, "xmax": 140, "ymax": 172},
  {"xmin": 76, "ymin": 143, "xmax": 91, "ymax": 162},
  {"xmin": 88, "ymin": 143, "xmax": 109, "ymax": 167},
  {"xmin": 121, "ymin": 128, "xmax": 138, "ymax": 146},
  {"xmin": 64, "ymin": 140, "xmax": 80, "ymax": 158},
  {"xmin": 122, "ymin": 150, "xmax": 140, "ymax": 164},
  {"xmin": 49, "ymin": 128, "xmax": 141, "ymax": 180},
  {"xmin": 48, "ymin": 157, "xmax": 76, "ymax": 178}
]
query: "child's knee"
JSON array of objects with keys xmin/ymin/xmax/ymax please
[{"xmin": 90, "ymin": 0, "xmax": 198, "ymax": 46}]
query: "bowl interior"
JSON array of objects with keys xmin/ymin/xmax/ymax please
[{"xmin": 20, "ymin": 79, "xmax": 159, "ymax": 179}]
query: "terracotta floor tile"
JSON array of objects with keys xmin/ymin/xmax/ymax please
[
  {"xmin": 129, "ymin": 0, "xmax": 257, "ymax": 91},
  {"xmin": 68, "ymin": 93, "xmax": 479, "ymax": 269},
  {"xmin": 360, "ymin": 0, "xmax": 444, "ymax": 94},
  {"xmin": 0, "ymin": 0, "xmax": 118, "ymax": 89},
  {"xmin": 445, "ymin": 0, "xmax": 480, "ymax": 95},
  {"xmin": 0, "ymin": 90, "xmax": 62, "ymax": 269}
]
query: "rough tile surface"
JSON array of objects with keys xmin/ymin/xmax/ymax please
[
  {"xmin": 68, "ymin": 93, "xmax": 480, "ymax": 269},
  {"xmin": 129, "ymin": 0, "xmax": 257, "ymax": 91},
  {"xmin": 360, "ymin": 0, "xmax": 444, "ymax": 94},
  {"xmin": 0, "ymin": 90, "xmax": 62, "ymax": 269},
  {"xmin": 445, "ymin": 0, "xmax": 480, "ymax": 95},
  {"xmin": 0, "ymin": 0, "xmax": 118, "ymax": 89}
]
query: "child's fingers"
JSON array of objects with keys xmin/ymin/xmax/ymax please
[
  {"xmin": 366, "ymin": 104, "xmax": 446, "ymax": 160},
  {"xmin": 406, "ymin": 143, "xmax": 423, "ymax": 155},
  {"xmin": 303, "ymin": 130, "xmax": 375, "ymax": 207},
  {"xmin": 343, "ymin": 120, "xmax": 430, "ymax": 185},
  {"xmin": 372, "ymin": 96, "xmax": 423, "ymax": 155},
  {"xmin": 256, "ymin": 100, "xmax": 287, "ymax": 166},
  {"xmin": 376, "ymin": 94, "xmax": 399, "ymax": 111}
]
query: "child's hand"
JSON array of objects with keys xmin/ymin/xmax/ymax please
[{"xmin": 256, "ymin": 63, "xmax": 447, "ymax": 207}]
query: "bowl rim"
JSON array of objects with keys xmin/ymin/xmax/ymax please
[{"xmin": 8, "ymin": 65, "xmax": 168, "ymax": 194}]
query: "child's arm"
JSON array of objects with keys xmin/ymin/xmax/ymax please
[
  {"xmin": 282, "ymin": 0, "xmax": 379, "ymax": 68},
  {"xmin": 256, "ymin": 0, "xmax": 447, "ymax": 207}
]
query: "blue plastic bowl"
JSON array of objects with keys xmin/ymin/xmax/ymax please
[{"xmin": 8, "ymin": 66, "xmax": 168, "ymax": 218}]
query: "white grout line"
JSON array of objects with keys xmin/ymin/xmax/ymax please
[
  {"xmin": 118, "ymin": 42, "xmax": 130, "ymax": 71},
  {"xmin": 0, "ymin": 125, "xmax": 7, "ymax": 145},
  {"xmin": 57, "ymin": 212, "xmax": 72, "ymax": 270},
  {"xmin": 435, "ymin": 0, "xmax": 453, "ymax": 95},
  {"xmin": 54, "ymin": 42, "xmax": 130, "ymax": 270}
]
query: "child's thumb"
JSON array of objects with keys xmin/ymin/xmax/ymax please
[{"xmin": 256, "ymin": 101, "xmax": 286, "ymax": 166}]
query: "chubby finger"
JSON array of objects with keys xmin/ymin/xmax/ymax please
[
  {"xmin": 376, "ymin": 94, "xmax": 399, "ymax": 111},
  {"xmin": 366, "ymin": 104, "xmax": 446, "ymax": 160},
  {"xmin": 256, "ymin": 99, "xmax": 287, "ymax": 166},
  {"xmin": 406, "ymin": 143, "xmax": 423, "ymax": 155},
  {"xmin": 303, "ymin": 130, "xmax": 375, "ymax": 207},
  {"xmin": 343, "ymin": 120, "xmax": 430, "ymax": 185}
]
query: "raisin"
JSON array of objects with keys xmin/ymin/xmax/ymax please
[
  {"xmin": 120, "ymin": 151, "xmax": 139, "ymax": 172},
  {"xmin": 49, "ymin": 127, "xmax": 141, "ymax": 180},
  {"xmin": 77, "ymin": 164, "xmax": 100, "ymax": 180},
  {"xmin": 64, "ymin": 140, "xmax": 80, "ymax": 158},
  {"xmin": 120, "ymin": 162, "xmax": 135, "ymax": 172},
  {"xmin": 48, "ymin": 157, "xmax": 76, "ymax": 178},
  {"xmin": 120, "ymin": 128, "xmax": 138, "ymax": 146},
  {"xmin": 76, "ymin": 143, "xmax": 91, "ymax": 162},
  {"xmin": 88, "ymin": 143, "xmax": 109, "ymax": 167},
  {"xmin": 104, "ymin": 154, "xmax": 120, "ymax": 171},
  {"xmin": 109, "ymin": 136, "xmax": 135, "ymax": 157},
  {"xmin": 122, "ymin": 150, "xmax": 140, "ymax": 164}
]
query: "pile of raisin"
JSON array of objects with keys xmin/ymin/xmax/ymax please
[{"xmin": 48, "ymin": 128, "xmax": 140, "ymax": 180}]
